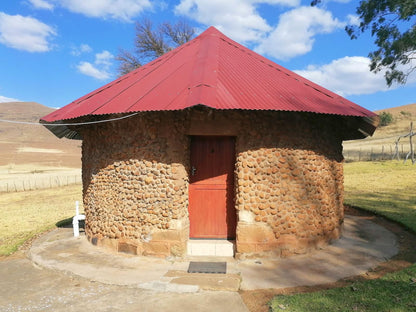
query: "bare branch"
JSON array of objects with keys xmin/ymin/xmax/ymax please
[
  {"xmin": 116, "ymin": 19, "xmax": 195, "ymax": 75},
  {"xmin": 393, "ymin": 122, "xmax": 415, "ymax": 164},
  {"xmin": 161, "ymin": 20, "xmax": 195, "ymax": 46},
  {"xmin": 135, "ymin": 19, "xmax": 169, "ymax": 59},
  {"xmin": 115, "ymin": 49, "xmax": 141, "ymax": 76}
]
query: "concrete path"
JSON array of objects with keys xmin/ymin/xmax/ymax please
[
  {"xmin": 0, "ymin": 215, "xmax": 398, "ymax": 311},
  {"xmin": 238, "ymin": 216, "xmax": 398, "ymax": 289},
  {"xmin": 0, "ymin": 258, "xmax": 246, "ymax": 312}
]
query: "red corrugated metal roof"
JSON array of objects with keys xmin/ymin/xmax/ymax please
[{"xmin": 41, "ymin": 26, "xmax": 377, "ymax": 124}]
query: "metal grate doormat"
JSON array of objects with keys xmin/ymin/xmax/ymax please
[{"xmin": 187, "ymin": 261, "xmax": 227, "ymax": 274}]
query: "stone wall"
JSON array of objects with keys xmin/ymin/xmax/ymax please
[
  {"xmin": 78, "ymin": 108, "xmax": 345, "ymax": 258},
  {"xmin": 81, "ymin": 111, "xmax": 190, "ymax": 257},
  {"xmin": 234, "ymin": 112, "xmax": 344, "ymax": 258}
]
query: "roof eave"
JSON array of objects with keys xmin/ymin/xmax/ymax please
[{"xmin": 40, "ymin": 107, "xmax": 379, "ymax": 141}]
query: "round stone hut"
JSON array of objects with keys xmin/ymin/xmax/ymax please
[{"xmin": 41, "ymin": 27, "xmax": 378, "ymax": 258}]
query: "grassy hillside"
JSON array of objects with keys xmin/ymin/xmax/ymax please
[
  {"xmin": 0, "ymin": 102, "xmax": 80, "ymax": 168},
  {"xmin": 343, "ymin": 103, "xmax": 416, "ymax": 161}
]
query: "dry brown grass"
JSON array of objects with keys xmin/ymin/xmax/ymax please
[
  {"xmin": 0, "ymin": 101, "xmax": 81, "ymax": 168},
  {"xmin": 0, "ymin": 184, "xmax": 83, "ymax": 255},
  {"xmin": 343, "ymin": 103, "xmax": 416, "ymax": 161},
  {"xmin": 0, "ymin": 102, "xmax": 82, "ymax": 255},
  {"xmin": 0, "ymin": 164, "xmax": 81, "ymax": 192}
]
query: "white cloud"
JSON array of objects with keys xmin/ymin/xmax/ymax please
[
  {"xmin": 95, "ymin": 50, "xmax": 113, "ymax": 66},
  {"xmin": 77, "ymin": 62, "xmax": 110, "ymax": 80},
  {"xmin": 0, "ymin": 95, "xmax": 19, "ymax": 103},
  {"xmin": 346, "ymin": 14, "xmax": 360, "ymax": 26},
  {"xmin": 255, "ymin": 6, "xmax": 343, "ymax": 60},
  {"xmin": 34, "ymin": 0, "xmax": 153, "ymax": 22},
  {"xmin": 175, "ymin": 0, "xmax": 300, "ymax": 43},
  {"xmin": 28, "ymin": 0, "xmax": 54, "ymax": 10},
  {"xmin": 77, "ymin": 50, "xmax": 113, "ymax": 80},
  {"xmin": 294, "ymin": 56, "xmax": 391, "ymax": 96},
  {"xmin": 71, "ymin": 43, "xmax": 93, "ymax": 56},
  {"xmin": 0, "ymin": 12, "xmax": 56, "ymax": 52}
]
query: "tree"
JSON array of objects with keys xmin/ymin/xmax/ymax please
[
  {"xmin": 116, "ymin": 19, "xmax": 195, "ymax": 75},
  {"xmin": 312, "ymin": 0, "xmax": 416, "ymax": 86}
]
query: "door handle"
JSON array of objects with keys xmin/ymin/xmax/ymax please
[{"xmin": 191, "ymin": 166, "xmax": 196, "ymax": 176}]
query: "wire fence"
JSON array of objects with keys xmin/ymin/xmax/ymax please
[
  {"xmin": 0, "ymin": 173, "xmax": 82, "ymax": 193},
  {"xmin": 343, "ymin": 144, "xmax": 411, "ymax": 162}
]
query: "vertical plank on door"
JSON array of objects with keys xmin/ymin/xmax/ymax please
[{"xmin": 188, "ymin": 136, "xmax": 236, "ymax": 239}]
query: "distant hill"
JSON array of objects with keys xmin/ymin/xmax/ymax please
[
  {"xmin": 374, "ymin": 103, "xmax": 416, "ymax": 137},
  {"xmin": 1, "ymin": 101, "xmax": 414, "ymax": 166},
  {"xmin": 0, "ymin": 102, "xmax": 81, "ymax": 167},
  {"xmin": 343, "ymin": 103, "xmax": 416, "ymax": 161}
]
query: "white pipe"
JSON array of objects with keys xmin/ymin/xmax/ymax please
[{"xmin": 73, "ymin": 201, "xmax": 85, "ymax": 237}]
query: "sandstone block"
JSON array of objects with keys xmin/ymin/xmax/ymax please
[{"xmin": 237, "ymin": 224, "xmax": 276, "ymax": 244}]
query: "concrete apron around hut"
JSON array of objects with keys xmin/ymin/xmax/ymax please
[{"xmin": 80, "ymin": 109, "xmax": 345, "ymax": 259}]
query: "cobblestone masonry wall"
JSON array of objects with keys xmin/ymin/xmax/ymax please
[
  {"xmin": 234, "ymin": 112, "xmax": 344, "ymax": 258},
  {"xmin": 81, "ymin": 111, "xmax": 190, "ymax": 257},
  {"xmin": 79, "ymin": 109, "xmax": 345, "ymax": 258}
]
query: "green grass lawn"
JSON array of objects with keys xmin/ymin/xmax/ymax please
[{"xmin": 270, "ymin": 161, "xmax": 416, "ymax": 312}]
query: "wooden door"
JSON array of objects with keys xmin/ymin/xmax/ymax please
[{"xmin": 188, "ymin": 136, "xmax": 236, "ymax": 239}]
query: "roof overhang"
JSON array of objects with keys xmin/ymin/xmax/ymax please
[{"xmin": 40, "ymin": 26, "xmax": 379, "ymax": 141}]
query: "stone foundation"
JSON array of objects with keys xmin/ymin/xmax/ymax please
[
  {"xmin": 78, "ymin": 108, "xmax": 345, "ymax": 258},
  {"xmin": 88, "ymin": 223, "xmax": 189, "ymax": 257}
]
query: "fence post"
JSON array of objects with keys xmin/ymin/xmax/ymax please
[{"xmin": 410, "ymin": 122, "xmax": 414, "ymax": 164}]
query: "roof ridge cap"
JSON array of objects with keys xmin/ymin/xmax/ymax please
[{"xmin": 185, "ymin": 28, "xmax": 220, "ymax": 107}]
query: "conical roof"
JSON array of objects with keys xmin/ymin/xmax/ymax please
[{"xmin": 41, "ymin": 26, "xmax": 378, "ymax": 138}]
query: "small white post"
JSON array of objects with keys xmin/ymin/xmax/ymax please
[
  {"xmin": 73, "ymin": 201, "xmax": 85, "ymax": 237},
  {"xmin": 73, "ymin": 215, "xmax": 80, "ymax": 237}
]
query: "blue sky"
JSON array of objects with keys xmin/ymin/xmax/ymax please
[{"xmin": 0, "ymin": 0, "xmax": 415, "ymax": 112}]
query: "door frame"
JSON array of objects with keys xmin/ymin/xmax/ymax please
[{"xmin": 188, "ymin": 135, "xmax": 237, "ymax": 240}]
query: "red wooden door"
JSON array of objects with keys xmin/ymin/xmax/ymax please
[{"xmin": 189, "ymin": 136, "xmax": 236, "ymax": 239}]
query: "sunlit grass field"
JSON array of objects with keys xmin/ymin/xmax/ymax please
[
  {"xmin": 343, "ymin": 161, "xmax": 416, "ymax": 230},
  {"xmin": 270, "ymin": 161, "xmax": 416, "ymax": 312},
  {"xmin": 0, "ymin": 184, "xmax": 82, "ymax": 255}
]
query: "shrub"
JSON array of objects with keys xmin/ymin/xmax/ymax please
[
  {"xmin": 400, "ymin": 110, "xmax": 411, "ymax": 117},
  {"xmin": 379, "ymin": 111, "xmax": 394, "ymax": 126}
]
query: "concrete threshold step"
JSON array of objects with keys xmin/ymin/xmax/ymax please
[{"xmin": 187, "ymin": 239, "xmax": 235, "ymax": 257}]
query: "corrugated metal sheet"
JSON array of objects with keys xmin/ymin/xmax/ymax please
[{"xmin": 41, "ymin": 26, "xmax": 378, "ymax": 134}]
